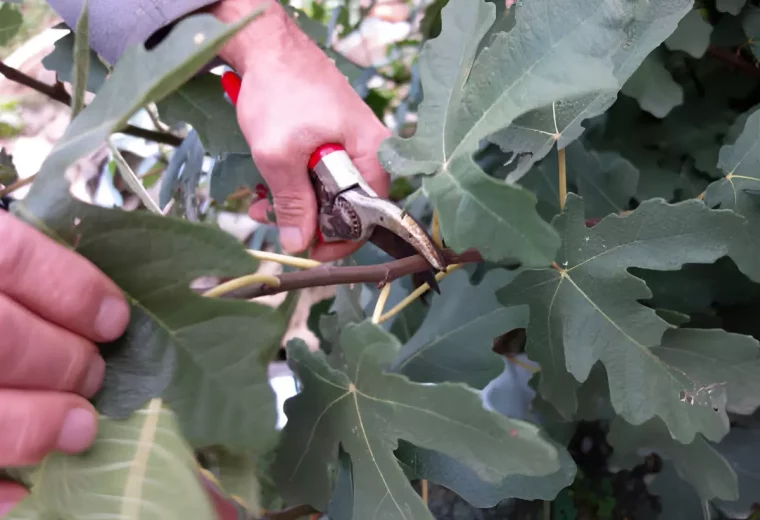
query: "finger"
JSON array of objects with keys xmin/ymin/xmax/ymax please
[
  {"xmin": 0, "ymin": 213, "xmax": 130, "ymax": 343},
  {"xmin": 237, "ymin": 97, "xmax": 321, "ymax": 254},
  {"xmin": 0, "ymin": 389, "xmax": 98, "ymax": 467},
  {"xmin": 248, "ymin": 199, "xmax": 274, "ymax": 224},
  {"xmin": 0, "ymin": 293, "xmax": 104, "ymax": 397},
  {"xmin": 0, "ymin": 481, "xmax": 28, "ymax": 517}
]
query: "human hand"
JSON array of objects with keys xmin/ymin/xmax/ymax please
[
  {"xmin": 212, "ymin": 0, "xmax": 392, "ymax": 262},
  {"xmin": 0, "ymin": 212, "xmax": 130, "ymax": 516}
]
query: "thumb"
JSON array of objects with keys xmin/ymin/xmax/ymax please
[
  {"xmin": 248, "ymin": 150, "xmax": 319, "ymax": 253},
  {"xmin": 268, "ymin": 185, "xmax": 318, "ymax": 253}
]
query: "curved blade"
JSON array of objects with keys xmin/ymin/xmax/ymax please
[
  {"xmin": 340, "ymin": 190, "xmax": 447, "ymax": 272},
  {"xmin": 368, "ymin": 227, "xmax": 441, "ymax": 294}
]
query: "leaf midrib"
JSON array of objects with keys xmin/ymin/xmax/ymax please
[
  {"xmin": 352, "ymin": 391, "xmax": 409, "ymax": 520},
  {"xmin": 561, "ymin": 273, "xmax": 688, "ymax": 392}
]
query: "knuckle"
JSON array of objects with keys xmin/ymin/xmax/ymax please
[
  {"xmin": 273, "ymin": 192, "xmax": 308, "ymax": 220},
  {"xmin": 250, "ymin": 140, "xmax": 291, "ymax": 167}
]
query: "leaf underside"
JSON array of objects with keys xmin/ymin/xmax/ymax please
[{"xmin": 8, "ymin": 400, "xmax": 217, "ymax": 520}]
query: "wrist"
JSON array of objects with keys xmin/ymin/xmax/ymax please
[{"xmin": 211, "ymin": 0, "xmax": 324, "ymax": 76}]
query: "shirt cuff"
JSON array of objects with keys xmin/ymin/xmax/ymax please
[{"xmin": 48, "ymin": 0, "xmax": 222, "ymax": 65}]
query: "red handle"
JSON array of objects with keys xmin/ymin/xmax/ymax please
[{"xmin": 220, "ymin": 70, "xmax": 242, "ymax": 105}]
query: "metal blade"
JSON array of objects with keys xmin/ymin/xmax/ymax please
[{"xmin": 368, "ymin": 227, "xmax": 441, "ymax": 294}]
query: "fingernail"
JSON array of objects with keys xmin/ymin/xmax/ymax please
[
  {"xmin": 95, "ymin": 296, "xmax": 129, "ymax": 340},
  {"xmin": 81, "ymin": 356, "xmax": 106, "ymax": 398},
  {"xmin": 57, "ymin": 408, "xmax": 97, "ymax": 453},
  {"xmin": 279, "ymin": 226, "xmax": 303, "ymax": 252}
]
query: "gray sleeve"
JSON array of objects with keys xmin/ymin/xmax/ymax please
[{"xmin": 46, "ymin": 0, "xmax": 221, "ymax": 65}]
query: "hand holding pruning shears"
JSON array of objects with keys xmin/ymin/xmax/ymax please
[{"xmin": 220, "ymin": 67, "xmax": 447, "ymax": 290}]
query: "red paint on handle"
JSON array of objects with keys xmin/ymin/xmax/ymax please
[
  {"xmin": 309, "ymin": 143, "xmax": 345, "ymax": 245},
  {"xmin": 308, "ymin": 143, "xmax": 345, "ymax": 170},
  {"xmin": 220, "ymin": 70, "xmax": 242, "ymax": 105},
  {"xmin": 254, "ymin": 183, "xmax": 269, "ymax": 200}
]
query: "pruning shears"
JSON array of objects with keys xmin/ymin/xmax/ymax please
[{"xmin": 219, "ymin": 68, "xmax": 448, "ymax": 291}]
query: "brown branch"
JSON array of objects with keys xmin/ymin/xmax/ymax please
[
  {"xmin": 199, "ymin": 248, "xmax": 502, "ymax": 300},
  {"xmin": 260, "ymin": 504, "xmax": 318, "ymax": 520},
  {"xmin": 0, "ymin": 174, "xmax": 35, "ymax": 197},
  {"xmin": 706, "ymin": 46, "xmax": 760, "ymax": 79},
  {"xmin": 0, "ymin": 61, "xmax": 183, "ymax": 146}
]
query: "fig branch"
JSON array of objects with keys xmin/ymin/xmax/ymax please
[
  {"xmin": 0, "ymin": 61, "xmax": 183, "ymax": 146},
  {"xmin": 199, "ymin": 248, "xmax": 494, "ymax": 300}
]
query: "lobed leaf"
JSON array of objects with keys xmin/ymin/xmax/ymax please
[
  {"xmin": 498, "ymin": 194, "xmax": 744, "ymax": 443},
  {"xmin": 608, "ymin": 416, "xmax": 738, "ymax": 502},
  {"xmin": 717, "ymin": 0, "xmax": 746, "ymax": 15},
  {"xmin": 272, "ymin": 321, "xmax": 561, "ymax": 519},
  {"xmin": 12, "ymin": 12, "xmax": 286, "ymax": 454},
  {"xmin": 490, "ymin": 0, "xmax": 693, "ymax": 179},
  {"xmin": 0, "ymin": 2, "xmax": 22, "ymax": 46},
  {"xmin": 392, "ymin": 268, "xmax": 526, "ymax": 389},
  {"xmin": 395, "ymin": 437, "xmax": 576, "ymax": 508},
  {"xmin": 705, "ymin": 105, "xmax": 760, "ymax": 283},
  {"xmin": 379, "ymin": 0, "xmax": 620, "ymax": 266},
  {"xmin": 159, "ymin": 130, "xmax": 205, "ymax": 209},
  {"xmin": 41, "ymin": 27, "xmax": 110, "ymax": 94},
  {"xmin": 621, "ymin": 50, "xmax": 683, "ymax": 119},
  {"xmin": 209, "ymin": 153, "xmax": 265, "ymax": 204},
  {"xmin": 521, "ymin": 140, "xmax": 639, "ymax": 221},
  {"xmin": 647, "ymin": 463, "xmax": 714, "ymax": 520},
  {"xmin": 8, "ymin": 400, "xmax": 217, "ymax": 520},
  {"xmin": 665, "ymin": 9, "xmax": 713, "ymax": 58},
  {"xmin": 650, "ymin": 328, "xmax": 760, "ymax": 416},
  {"xmin": 156, "ymin": 74, "xmax": 250, "ymax": 155},
  {"xmin": 713, "ymin": 424, "xmax": 760, "ymax": 518}
]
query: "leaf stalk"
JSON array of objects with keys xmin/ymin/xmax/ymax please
[{"xmin": 202, "ymin": 273, "xmax": 281, "ymax": 298}]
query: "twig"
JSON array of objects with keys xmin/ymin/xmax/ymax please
[
  {"xmin": 107, "ymin": 140, "xmax": 162, "ymax": 213},
  {"xmin": 199, "ymin": 248, "xmax": 492, "ymax": 300},
  {"xmin": 203, "ymin": 273, "xmax": 281, "ymax": 298},
  {"xmin": 0, "ymin": 174, "xmax": 35, "ymax": 197},
  {"xmin": 260, "ymin": 504, "xmax": 319, "ymax": 520},
  {"xmin": 247, "ymin": 249, "xmax": 322, "ymax": 269},
  {"xmin": 0, "ymin": 61, "xmax": 183, "ymax": 146},
  {"xmin": 372, "ymin": 282, "xmax": 393, "ymax": 323},
  {"xmin": 557, "ymin": 147, "xmax": 567, "ymax": 210},
  {"xmin": 376, "ymin": 262, "xmax": 464, "ymax": 324},
  {"xmin": 706, "ymin": 46, "xmax": 760, "ymax": 79}
]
